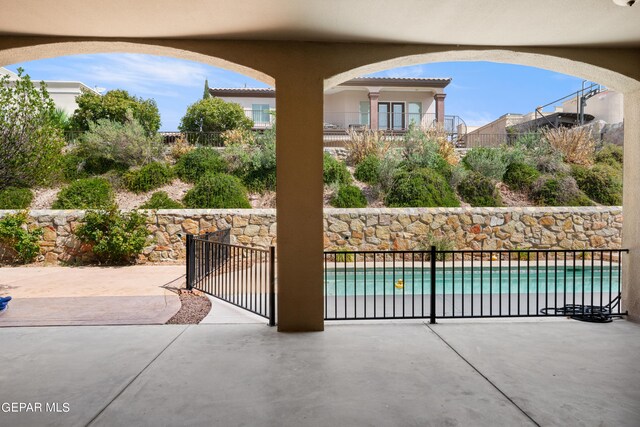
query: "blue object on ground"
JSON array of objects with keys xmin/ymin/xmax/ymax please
[{"xmin": 0, "ymin": 296, "xmax": 12, "ymax": 313}]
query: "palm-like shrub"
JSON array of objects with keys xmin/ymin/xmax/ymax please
[{"xmin": 542, "ymin": 127, "xmax": 595, "ymax": 166}]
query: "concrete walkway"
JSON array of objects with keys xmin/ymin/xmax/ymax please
[
  {"xmin": 0, "ymin": 320, "xmax": 638, "ymax": 426},
  {"xmin": 0, "ymin": 266, "xmax": 183, "ymax": 326}
]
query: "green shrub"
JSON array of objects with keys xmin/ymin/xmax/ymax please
[
  {"xmin": 354, "ymin": 154, "xmax": 381, "ymax": 185},
  {"xmin": 531, "ymin": 175, "xmax": 592, "ymax": 206},
  {"xmin": 402, "ymin": 125, "xmax": 453, "ymax": 177},
  {"xmin": 331, "ymin": 185, "xmax": 367, "ymax": 208},
  {"xmin": 595, "ymin": 144, "xmax": 623, "ymax": 169},
  {"xmin": 0, "ymin": 212, "xmax": 42, "ymax": 263},
  {"xmin": 0, "ymin": 187, "xmax": 33, "ymax": 209},
  {"xmin": 52, "ymin": 178, "xmax": 114, "ymax": 209},
  {"xmin": 462, "ymin": 147, "xmax": 509, "ymax": 181},
  {"xmin": 60, "ymin": 152, "xmax": 90, "ymax": 181},
  {"xmin": 323, "ymin": 152, "xmax": 352, "ymax": 185},
  {"xmin": 123, "ymin": 162, "xmax": 175, "ymax": 193},
  {"xmin": 503, "ymin": 162, "xmax": 540, "ymax": 192},
  {"xmin": 76, "ymin": 115, "xmax": 164, "ymax": 169},
  {"xmin": 179, "ymin": 97, "xmax": 253, "ymax": 139},
  {"xmin": 76, "ymin": 208, "xmax": 148, "ymax": 264},
  {"xmin": 183, "ymin": 173, "xmax": 251, "ymax": 209},
  {"xmin": 0, "ymin": 68, "xmax": 65, "ymax": 188},
  {"xmin": 457, "ymin": 172, "xmax": 501, "ymax": 207},
  {"xmin": 174, "ymin": 147, "xmax": 228, "ymax": 183},
  {"xmin": 69, "ymin": 89, "xmax": 161, "ymax": 136},
  {"xmin": 572, "ymin": 163, "xmax": 622, "ymax": 205},
  {"xmin": 385, "ymin": 168, "xmax": 459, "ymax": 208},
  {"xmin": 140, "ymin": 191, "xmax": 183, "ymax": 209}
]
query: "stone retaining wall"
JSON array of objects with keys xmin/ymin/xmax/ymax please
[{"xmin": 0, "ymin": 207, "xmax": 622, "ymax": 264}]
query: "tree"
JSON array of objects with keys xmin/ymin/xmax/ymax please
[
  {"xmin": 179, "ymin": 97, "xmax": 253, "ymax": 135},
  {"xmin": 69, "ymin": 89, "xmax": 161, "ymax": 136},
  {"xmin": 203, "ymin": 79, "xmax": 211, "ymax": 99},
  {"xmin": 0, "ymin": 68, "xmax": 65, "ymax": 188}
]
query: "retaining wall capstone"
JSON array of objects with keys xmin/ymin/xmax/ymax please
[{"xmin": 0, "ymin": 207, "xmax": 622, "ymax": 264}]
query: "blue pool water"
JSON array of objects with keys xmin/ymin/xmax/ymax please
[{"xmin": 324, "ymin": 266, "xmax": 621, "ymax": 297}]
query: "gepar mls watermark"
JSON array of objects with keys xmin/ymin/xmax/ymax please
[{"xmin": 2, "ymin": 402, "xmax": 70, "ymax": 413}]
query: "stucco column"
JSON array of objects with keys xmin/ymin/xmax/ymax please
[
  {"xmin": 622, "ymin": 89, "xmax": 640, "ymax": 322},
  {"xmin": 368, "ymin": 92, "xmax": 379, "ymax": 129},
  {"xmin": 275, "ymin": 73, "xmax": 325, "ymax": 331},
  {"xmin": 435, "ymin": 93, "xmax": 446, "ymax": 123}
]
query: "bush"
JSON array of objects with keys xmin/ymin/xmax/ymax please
[
  {"xmin": 69, "ymin": 89, "xmax": 161, "ymax": 136},
  {"xmin": 572, "ymin": 164, "xmax": 622, "ymax": 205},
  {"xmin": 0, "ymin": 187, "xmax": 33, "ymax": 209},
  {"xmin": 174, "ymin": 147, "xmax": 228, "ymax": 183},
  {"xmin": 76, "ymin": 208, "xmax": 148, "ymax": 264},
  {"xmin": 595, "ymin": 144, "xmax": 623, "ymax": 169},
  {"xmin": 0, "ymin": 68, "xmax": 65, "ymax": 188},
  {"xmin": 402, "ymin": 125, "xmax": 453, "ymax": 178},
  {"xmin": 323, "ymin": 152, "xmax": 352, "ymax": 185},
  {"xmin": 169, "ymin": 135, "xmax": 195, "ymax": 161},
  {"xmin": 457, "ymin": 172, "xmax": 501, "ymax": 207},
  {"xmin": 183, "ymin": 173, "xmax": 251, "ymax": 209},
  {"xmin": 345, "ymin": 129, "xmax": 392, "ymax": 165},
  {"xmin": 0, "ymin": 212, "xmax": 42, "ymax": 263},
  {"xmin": 503, "ymin": 162, "xmax": 540, "ymax": 192},
  {"xmin": 542, "ymin": 127, "xmax": 595, "ymax": 166},
  {"xmin": 140, "ymin": 191, "xmax": 183, "ymax": 209},
  {"xmin": 60, "ymin": 152, "xmax": 90, "ymax": 181},
  {"xmin": 76, "ymin": 115, "xmax": 164, "ymax": 169},
  {"xmin": 123, "ymin": 162, "xmax": 175, "ymax": 193},
  {"xmin": 179, "ymin": 98, "xmax": 253, "ymax": 142},
  {"xmin": 331, "ymin": 185, "xmax": 367, "ymax": 208},
  {"xmin": 462, "ymin": 147, "xmax": 509, "ymax": 181},
  {"xmin": 531, "ymin": 175, "xmax": 592, "ymax": 206},
  {"xmin": 52, "ymin": 178, "xmax": 114, "ymax": 209},
  {"xmin": 354, "ymin": 155, "xmax": 381, "ymax": 185},
  {"xmin": 385, "ymin": 168, "xmax": 459, "ymax": 208}
]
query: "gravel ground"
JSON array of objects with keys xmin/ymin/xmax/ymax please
[{"xmin": 166, "ymin": 289, "xmax": 212, "ymax": 324}]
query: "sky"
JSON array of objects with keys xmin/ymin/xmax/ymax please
[{"xmin": 5, "ymin": 53, "xmax": 589, "ymax": 131}]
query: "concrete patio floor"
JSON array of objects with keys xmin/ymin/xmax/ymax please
[
  {"xmin": 0, "ymin": 266, "xmax": 183, "ymax": 326},
  {"xmin": 1, "ymin": 320, "xmax": 638, "ymax": 426}
]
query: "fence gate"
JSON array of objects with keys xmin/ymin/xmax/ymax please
[{"xmin": 186, "ymin": 232, "xmax": 276, "ymax": 326}]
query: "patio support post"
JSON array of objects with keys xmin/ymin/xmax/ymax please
[
  {"xmin": 368, "ymin": 92, "xmax": 379, "ymax": 130},
  {"xmin": 275, "ymin": 70, "xmax": 325, "ymax": 331},
  {"xmin": 622, "ymin": 89, "xmax": 640, "ymax": 321},
  {"xmin": 435, "ymin": 93, "xmax": 446, "ymax": 124}
]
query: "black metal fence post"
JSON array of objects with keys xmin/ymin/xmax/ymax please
[
  {"xmin": 268, "ymin": 246, "xmax": 276, "ymax": 327},
  {"xmin": 186, "ymin": 234, "xmax": 194, "ymax": 290},
  {"xmin": 430, "ymin": 245, "xmax": 437, "ymax": 324}
]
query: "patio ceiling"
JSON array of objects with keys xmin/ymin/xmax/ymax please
[{"xmin": 1, "ymin": 0, "xmax": 640, "ymax": 47}]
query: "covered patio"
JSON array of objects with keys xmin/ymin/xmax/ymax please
[{"xmin": 1, "ymin": 320, "xmax": 638, "ymax": 426}]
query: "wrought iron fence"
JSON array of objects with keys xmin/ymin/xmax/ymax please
[
  {"xmin": 186, "ymin": 232, "xmax": 276, "ymax": 326},
  {"xmin": 324, "ymin": 247, "xmax": 627, "ymax": 322}
]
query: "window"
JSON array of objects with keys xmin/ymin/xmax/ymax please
[
  {"xmin": 408, "ymin": 102, "xmax": 422, "ymax": 126},
  {"xmin": 252, "ymin": 104, "xmax": 271, "ymax": 124},
  {"xmin": 359, "ymin": 101, "xmax": 370, "ymax": 126}
]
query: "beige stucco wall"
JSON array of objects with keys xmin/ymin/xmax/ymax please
[
  {"xmin": 561, "ymin": 90, "xmax": 624, "ymax": 124},
  {"xmin": 0, "ymin": 38, "xmax": 639, "ymax": 329}
]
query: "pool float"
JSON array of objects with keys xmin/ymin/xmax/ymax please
[{"xmin": 394, "ymin": 279, "xmax": 404, "ymax": 289}]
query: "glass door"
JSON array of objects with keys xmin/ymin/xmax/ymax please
[
  {"xmin": 391, "ymin": 102, "xmax": 405, "ymax": 130},
  {"xmin": 378, "ymin": 102, "xmax": 390, "ymax": 130}
]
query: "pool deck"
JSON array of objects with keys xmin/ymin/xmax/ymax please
[{"xmin": 1, "ymin": 319, "xmax": 639, "ymax": 426}]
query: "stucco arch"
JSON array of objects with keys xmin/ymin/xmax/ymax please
[
  {"xmin": 325, "ymin": 49, "xmax": 640, "ymax": 94},
  {"xmin": 0, "ymin": 40, "xmax": 275, "ymax": 86}
]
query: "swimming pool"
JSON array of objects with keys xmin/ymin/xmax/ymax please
[{"xmin": 324, "ymin": 265, "xmax": 621, "ymax": 297}]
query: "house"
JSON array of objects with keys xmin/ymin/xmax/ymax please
[
  {"xmin": 0, "ymin": 66, "xmax": 100, "ymax": 115},
  {"xmin": 463, "ymin": 84, "xmax": 624, "ymax": 147},
  {"xmin": 209, "ymin": 77, "xmax": 466, "ymax": 141}
]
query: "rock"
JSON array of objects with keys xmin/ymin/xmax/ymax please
[
  {"xmin": 329, "ymin": 220, "xmax": 349, "ymax": 233},
  {"xmin": 244, "ymin": 225, "xmax": 261, "ymax": 237},
  {"xmin": 233, "ymin": 216, "xmax": 249, "ymax": 227},
  {"xmin": 43, "ymin": 227, "xmax": 56, "ymax": 242},
  {"xmin": 539, "ymin": 216, "xmax": 555, "ymax": 226},
  {"xmin": 182, "ymin": 219, "xmax": 199, "ymax": 234}
]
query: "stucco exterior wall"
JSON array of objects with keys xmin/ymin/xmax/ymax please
[{"xmin": 561, "ymin": 90, "xmax": 624, "ymax": 124}]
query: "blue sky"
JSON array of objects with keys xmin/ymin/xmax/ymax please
[{"xmin": 5, "ymin": 54, "xmax": 588, "ymax": 131}]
